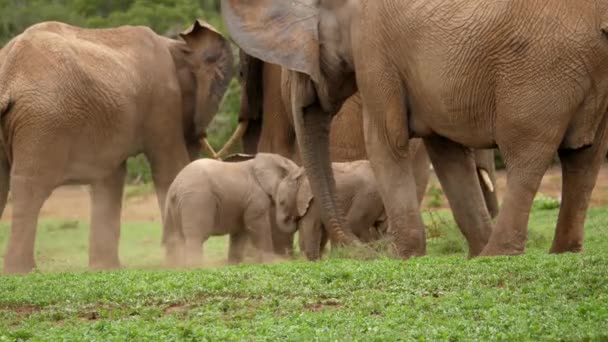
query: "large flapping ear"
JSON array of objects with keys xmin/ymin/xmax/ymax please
[
  {"xmin": 296, "ymin": 178, "xmax": 314, "ymax": 218},
  {"xmin": 221, "ymin": 0, "xmax": 321, "ymax": 83}
]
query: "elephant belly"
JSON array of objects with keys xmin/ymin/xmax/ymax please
[{"xmin": 61, "ymin": 125, "xmax": 140, "ymax": 184}]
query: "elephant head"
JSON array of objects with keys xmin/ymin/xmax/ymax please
[
  {"xmin": 274, "ymin": 167, "xmax": 313, "ymax": 234},
  {"xmin": 252, "ymin": 152, "xmax": 301, "ymax": 209},
  {"xmin": 222, "ymin": 0, "xmax": 360, "ymax": 245},
  {"xmin": 169, "ymin": 20, "xmax": 235, "ymax": 159}
]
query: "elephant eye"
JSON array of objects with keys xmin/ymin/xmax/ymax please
[{"xmin": 203, "ymin": 50, "xmax": 220, "ymax": 64}]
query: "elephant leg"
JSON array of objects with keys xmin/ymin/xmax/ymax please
[
  {"xmin": 359, "ymin": 69, "xmax": 425, "ymax": 258},
  {"xmin": 245, "ymin": 211, "xmax": 274, "ymax": 263},
  {"xmin": 551, "ymin": 116, "xmax": 608, "ymax": 253},
  {"xmin": 88, "ymin": 164, "xmax": 126, "ymax": 270},
  {"xmin": 481, "ymin": 144, "xmax": 557, "ymax": 256},
  {"xmin": 269, "ymin": 206, "xmax": 294, "ymax": 256},
  {"xmin": 228, "ymin": 231, "xmax": 248, "ymax": 264},
  {"xmin": 147, "ymin": 145, "xmax": 190, "ymax": 224},
  {"xmin": 3, "ymin": 174, "xmax": 53, "ymax": 274},
  {"xmin": 179, "ymin": 199, "xmax": 211, "ymax": 268},
  {"xmin": 424, "ymin": 137, "xmax": 493, "ymax": 256},
  {"xmin": 411, "ymin": 140, "xmax": 431, "ymax": 206},
  {"xmin": 298, "ymin": 211, "xmax": 324, "ymax": 260}
]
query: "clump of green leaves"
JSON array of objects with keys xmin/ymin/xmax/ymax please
[
  {"xmin": 427, "ymin": 184, "xmax": 443, "ymax": 208},
  {"xmin": 533, "ymin": 193, "xmax": 561, "ymax": 211}
]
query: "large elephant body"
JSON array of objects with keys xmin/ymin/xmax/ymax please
[
  {"xmin": 235, "ymin": 53, "xmax": 499, "ymax": 255},
  {"xmin": 0, "ymin": 20, "xmax": 233, "ymax": 273},
  {"xmin": 223, "ymin": 0, "xmax": 608, "ymax": 258}
]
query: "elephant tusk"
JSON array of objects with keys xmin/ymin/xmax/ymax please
[
  {"xmin": 215, "ymin": 120, "xmax": 249, "ymax": 159},
  {"xmin": 478, "ymin": 168, "xmax": 494, "ymax": 193},
  {"xmin": 200, "ymin": 137, "xmax": 219, "ymax": 159}
]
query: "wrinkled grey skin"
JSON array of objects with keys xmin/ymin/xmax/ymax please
[
  {"xmin": 223, "ymin": 0, "xmax": 608, "ymax": 258},
  {"xmin": 163, "ymin": 153, "xmax": 299, "ymax": 268},
  {"xmin": 0, "ymin": 20, "xmax": 233, "ymax": 273},
  {"xmin": 275, "ymin": 160, "xmax": 385, "ymax": 260}
]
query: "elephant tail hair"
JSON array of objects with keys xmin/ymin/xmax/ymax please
[{"xmin": 161, "ymin": 192, "xmax": 183, "ymax": 246}]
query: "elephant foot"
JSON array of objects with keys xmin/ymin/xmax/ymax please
[
  {"xmin": 89, "ymin": 257, "xmax": 121, "ymax": 271},
  {"xmin": 3, "ymin": 257, "xmax": 37, "ymax": 274},
  {"xmin": 549, "ymin": 240, "xmax": 582, "ymax": 254},
  {"xmin": 479, "ymin": 242, "xmax": 524, "ymax": 257}
]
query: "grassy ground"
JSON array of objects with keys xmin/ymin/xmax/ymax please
[{"xmin": 1, "ymin": 204, "xmax": 607, "ymax": 341}]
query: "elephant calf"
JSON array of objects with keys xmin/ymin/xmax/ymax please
[
  {"xmin": 275, "ymin": 161, "xmax": 386, "ymax": 260},
  {"xmin": 163, "ymin": 153, "xmax": 299, "ymax": 267}
]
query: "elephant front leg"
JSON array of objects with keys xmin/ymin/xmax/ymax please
[
  {"xmin": 424, "ymin": 137, "xmax": 493, "ymax": 257},
  {"xmin": 551, "ymin": 116, "xmax": 608, "ymax": 253},
  {"xmin": 147, "ymin": 145, "xmax": 190, "ymax": 224},
  {"xmin": 89, "ymin": 164, "xmax": 126, "ymax": 270},
  {"xmin": 3, "ymin": 175, "xmax": 53, "ymax": 274},
  {"xmin": 245, "ymin": 210, "xmax": 275, "ymax": 263},
  {"xmin": 359, "ymin": 66, "xmax": 425, "ymax": 258},
  {"xmin": 228, "ymin": 231, "xmax": 248, "ymax": 265}
]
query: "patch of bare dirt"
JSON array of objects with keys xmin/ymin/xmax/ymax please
[{"xmin": 305, "ymin": 299, "xmax": 342, "ymax": 311}]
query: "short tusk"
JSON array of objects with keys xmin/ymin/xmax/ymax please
[
  {"xmin": 215, "ymin": 120, "xmax": 249, "ymax": 159},
  {"xmin": 200, "ymin": 137, "xmax": 219, "ymax": 159},
  {"xmin": 478, "ymin": 168, "xmax": 494, "ymax": 193}
]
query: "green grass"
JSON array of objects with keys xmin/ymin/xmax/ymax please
[{"xmin": 0, "ymin": 207, "xmax": 607, "ymax": 340}]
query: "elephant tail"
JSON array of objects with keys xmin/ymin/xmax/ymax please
[
  {"xmin": 0, "ymin": 90, "xmax": 11, "ymax": 219},
  {"xmin": 161, "ymin": 191, "xmax": 185, "ymax": 267}
]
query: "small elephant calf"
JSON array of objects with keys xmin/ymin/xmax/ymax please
[
  {"xmin": 275, "ymin": 160, "xmax": 386, "ymax": 260},
  {"xmin": 163, "ymin": 153, "xmax": 299, "ymax": 267}
]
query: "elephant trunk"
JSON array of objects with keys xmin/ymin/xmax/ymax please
[{"xmin": 291, "ymin": 84, "xmax": 358, "ymax": 245}]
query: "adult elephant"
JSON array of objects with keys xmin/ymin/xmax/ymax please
[
  {"xmin": 222, "ymin": 52, "xmax": 499, "ymax": 255},
  {"xmin": 222, "ymin": 0, "xmax": 608, "ymax": 257},
  {"xmin": 0, "ymin": 20, "xmax": 234, "ymax": 274}
]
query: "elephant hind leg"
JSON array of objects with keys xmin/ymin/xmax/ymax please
[
  {"xmin": 481, "ymin": 135, "xmax": 561, "ymax": 256},
  {"xmin": 3, "ymin": 174, "xmax": 54, "ymax": 274},
  {"xmin": 89, "ymin": 164, "xmax": 126, "ymax": 270},
  {"xmin": 228, "ymin": 231, "xmax": 248, "ymax": 265},
  {"xmin": 551, "ymin": 116, "xmax": 608, "ymax": 254},
  {"xmin": 179, "ymin": 198, "xmax": 212, "ymax": 268},
  {"xmin": 424, "ymin": 137, "xmax": 493, "ymax": 257}
]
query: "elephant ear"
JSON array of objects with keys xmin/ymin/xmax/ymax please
[
  {"xmin": 253, "ymin": 154, "xmax": 298, "ymax": 199},
  {"xmin": 221, "ymin": 0, "xmax": 321, "ymax": 83},
  {"xmin": 296, "ymin": 178, "xmax": 314, "ymax": 218}
]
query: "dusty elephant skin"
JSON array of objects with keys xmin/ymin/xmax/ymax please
[
  {"xmin": 162, "ymin": 153, "xmax": 300, "ymax": 268},
  {"xmin": 276, "ymin": 160, "xmax": 386, "ymax": 260},
  {"xmin": 222, "ymin": 0, "xmax": 608, "ymax": 258},
  {"xmin": 0, "ymin": 20, "xmax": 234, "ymax": 274}
]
